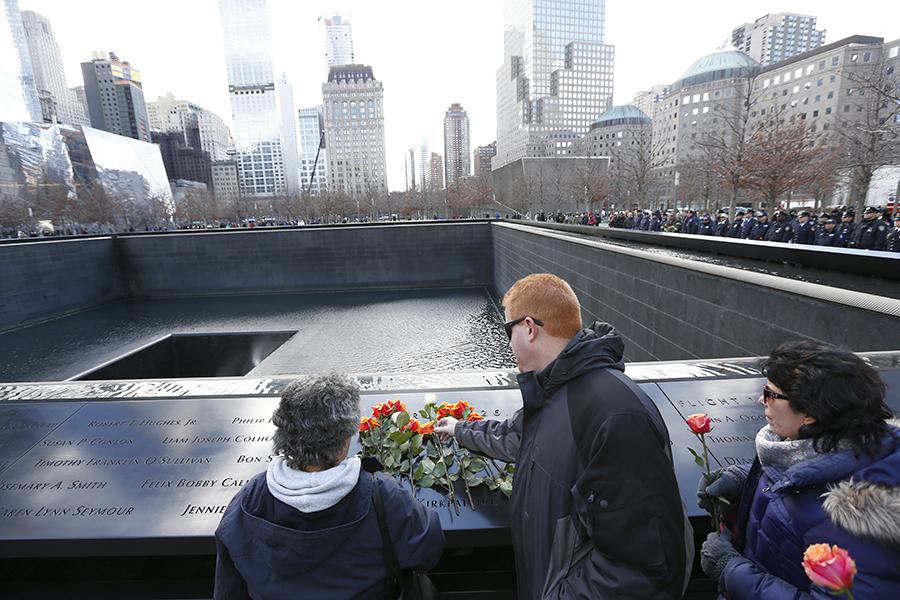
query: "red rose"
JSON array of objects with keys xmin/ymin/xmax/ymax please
[{"xmin": 686, "ymin": 413, "xmax": 712, "ymax": 434}]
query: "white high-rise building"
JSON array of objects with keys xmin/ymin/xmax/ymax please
[
  {"xmin": 147, "ymin": 92, "xmax": 233, "ymax": 161},
  {"xmin": 218, "ymin": 0, "xmax": 290, "ymax": 197},
  {"xmin": 297, "ymin": 106, "xmax": 327, "ymax": 196},
  {"xmin": 320, "ymin": 13, "xmax": 354, "ymax": 71},
  {"xmin": 277, "ymin": 74, "xmax": 300, "ymax": 194},
  {"xmin": 322, "ymin": 64, "xmax": 386, "ymax": 197},
  {"xmin": 443, "ymin": 103, "xmax": 470, "ymax": 186},
  {"xmin": 732, "ymin": 13, "xmax": 826, "ymax": 66},
  {"xmin": 493, "ymin": 0, "xmax": 614, "ymax": 170},
  {"xmin": 631, "ymin": 84, "xmax": 669, "ymax": 121},
  {"xmin": 418, "ymin": 139, "xmax": 428, "ymax": 192},
  {"xmin": 1, "ymin": 0, "xmax": 40, "ymax": 122},
  {"xmin": 404, "ymin": 147, "xmax": 416, "ymax": 191},
  {"xmin": 20, "ymin": 11, "xmax": 87, "ymax": 125}
]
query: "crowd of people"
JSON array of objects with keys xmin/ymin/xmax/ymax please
[
  {"xmin": 213, "ymin": 273, "xmax": 899, "ymax": 599},
  {"xmin": 606, "ymin": 206, "xmax": 900, "ymax": 252}
]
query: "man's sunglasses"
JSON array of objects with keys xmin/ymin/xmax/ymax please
[
  {"xmin": 504, "ymin": 316, "xmax": 544, "ymax": 340},
  {"xmin": 762, "ymin": 386, "xmax": 789, "ymax": 402}
]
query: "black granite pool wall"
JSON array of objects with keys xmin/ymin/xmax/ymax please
[
  {"xmin": 1, "ymin": 224, "xmax": 495, "ymax": 331},
  {"xmin": 0, "ymin": 237, "xmax": 125, "ymax": 331},
  {"xmin": 116, "ymin": 223, "xmax": 493, "ymax": 297},
  {"xmin": 492, "ymin": 224, "xmax": 900, "ymax": 362}
]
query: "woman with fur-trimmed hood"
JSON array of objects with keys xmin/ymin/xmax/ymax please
[{"xmin": 697, "ymin": 341, "xmax": 900, "ymax": 599}]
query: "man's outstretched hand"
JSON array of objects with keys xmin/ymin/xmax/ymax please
[{"xmin": 434, "ymin": 417, "xmax": 458, "ymax": 442}]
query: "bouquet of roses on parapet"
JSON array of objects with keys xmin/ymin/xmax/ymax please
[{"xmin": 358, "ymin": 395, "xmax": 514, "ymax": 514}]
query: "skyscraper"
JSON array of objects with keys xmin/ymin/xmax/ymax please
[
  {"xmin": 80, "ymin": 51, "xmax": 151, "ymax": 142},
  {"xmin": 297, "ymin": 106, "xmax": 327, "ymax": 196},
  {"xmin": 320, "ymin": 13, "xmax": 354, "ymax": 70},
  {"xmin": 443, "ymin": 103, "xmax": 470, "ymax": 186},
  {"xmin": 20, "ymin": 11, "xmax": 87, "ymax": 125},
  {"xmin": 219, "ymin": 0, "xmax": 293, "ymax": 197},
  {"xmin": 1, "ymin": 0, "xmax": 40, "ymax": 122},
  {"xmin": 404, "ymin": 147, "xmax": 416, "ymax": 191},
  {"xmin": 732, "ymin": 13, "xmax": 826, "ymax": 66},
  {"xmin": 493, "ymin": 0, "xmax": 614, "ymax": 169},
  {"xmin": 277, "ymin": 74, "xmax": 300, "ymax": 194},
  {"xmin": 631, "ymin": 84, "xmax": 669, "ymax": 121},
  {"xmin": 147, "ymin": 92, "xmax": 233, "ymax": 162},
  {"xmin": 428, "ymin": 152, "xmax": 444, "ymax": 191},
  {"xmin": 322, "ymin": 64, "xmax": 387, "ymax": 197},
  {"xmin": 473, "ymin": 142, "xmax": 496, "ymax": 178},
  {"xmin": 418, "ymin": 139, "xmax": 429, "ymax": 192}
]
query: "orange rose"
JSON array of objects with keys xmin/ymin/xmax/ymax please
[
  {"xmin": 451, "ymin": 400, "xmax": 470, "ymax": 419},
  {"xmin": 407, "ymin": 419, "xmax": 435, "ymax": 435},
  {"xmin": 686, "ymin": 413, "xmax": 712, "ymax": 434},
  {"xmin": 803, "ymin": 544, "xmax": 857, "ymax": 593},
  {"xmin": 372, "ymin": 399, "xmax": 407, "ymax": 418},
  {"xmin": 467, "ymin": 412, "xmax": 484, "ymax": 422},
  {"xmin": 359, "ymin": 416, "xmax": 380, "ymax": 432},
  {"xmin": 436, "ymin": 400, "xmax": 470, "ymax": 419}
]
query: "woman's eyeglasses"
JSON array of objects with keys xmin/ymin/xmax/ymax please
[
  {"xmin": 503, "ymin": 316, "xmax": 544, "ymax": 340},
  {"xmin": 762, "ymin": 386, "xmax": 789, "ymax": 402}
]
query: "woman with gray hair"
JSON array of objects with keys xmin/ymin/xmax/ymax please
[{"xmin": 214, "ymin": 374, "xmax": 444, "ymax": 599}]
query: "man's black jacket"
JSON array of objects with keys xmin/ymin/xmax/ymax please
[{"xmin": 456, "ymin": 323, "xmax": 692, "ymax": 599}]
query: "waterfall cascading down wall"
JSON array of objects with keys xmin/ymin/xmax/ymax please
[
  {"xmin": 2, "ymin": 221, "xmax": 898, "ymax": 363},
  {"xmin": 491, "ymin": 223, "xmax": 900, "ymax": 362}
]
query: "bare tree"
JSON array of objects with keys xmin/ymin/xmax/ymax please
[
  {"xmin": 694, "ymin": 75, "xmax": 760, "ymax": 217},
  {"xmin": 608, "ymin": 119, "xmax": 667, "ymax": 208},
  {"xmin": 742, "ymin": 111, "xmax": 824, "ymax": 208}
]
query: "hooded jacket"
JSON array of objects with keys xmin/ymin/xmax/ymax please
[
  {"xmin": 721, "ymin": 422, "xmax": 900, "ymax": 599},
  {"xmin": 455, "ymin": 322, "xmax": 692, "ymax": 599},
  {"xmin": 214, "ymin": 461, "xmax": 444, "ymax": 599}
]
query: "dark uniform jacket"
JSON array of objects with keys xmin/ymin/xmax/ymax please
[
  {"xmin": 698, "ymin": 220, "xmax": 715, "ymax": 235},
  {"xmin": 715, "ymin": 219, "xmax": 731, "ymax": 236},
  {"xmin": 814, "ymin": 228, "xmax": 841, "ymax": 246},
  {"xmin": 791, "ymin": 220, "xmax": 815, "ymax": 244},
  {"xmin": 766, "ymin": 222, "xmax": 792, "ymax": 242},
  {"xmin": 455, "ymin": 324, "xmax": 692, "ymax": 600},
  {"xmin": 682, "ymin": 215, "xmax": 700, "ymax": 234},
  {"xmin": 888, "ymin": 226, "xmax": 900, "ymax": 252},
  {"xmin": 749, "ymin": 221, "xmax": 770, "ymax": 240},
  {"xmin": 729, "ymin": 219, "xmax": 745, "ymax": 238},
  {"xmin": 740, "ymin": 217, "xmax": 757, "ymax": 239},
  {"xmin": 850, "ymin": 219, "xmax": 889, "ymax": 250},
  {"xmin": 838, "ymin": 222, "xmax": 857, "ymax": 246}
]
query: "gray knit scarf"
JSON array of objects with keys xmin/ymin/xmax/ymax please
[{"xmin": 755, "ymin": 425, "xmax": 820, "ymax": 471}]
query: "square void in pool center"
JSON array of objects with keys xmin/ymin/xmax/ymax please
[{"xmin": 0, "ymin": 288, "xmax": 515, "ymax": 382}]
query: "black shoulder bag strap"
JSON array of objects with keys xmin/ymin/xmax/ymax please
[{"xmin": 372, "ymin": 474, "xmax": 402, "ymax": 598}]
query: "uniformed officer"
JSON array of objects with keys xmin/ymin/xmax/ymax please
[
  {"xmin": 790, "ymin": 211, "xmax": 815, "ymax": 244},
  {"xmin": 729, "ymin": 209, "xmax": 746, "ymax": 237},
  {"xmin": 838, "ymin": 211, "xmax": 857, "ymax": 247},
  {"xmin": 749, "ymin": 212, "xmax": 770, "ymax": 240},
  {"xmin": 814, "ymin": 218, "xmax": 841, "ymax": 246},
  {"xmin": 765, "ymin": 211, "xmax": 792, "ymax": 243},
  {"xmin": 715, "ymin": 212, "xmax": 731, "ymax": 236},
  {"xmin": 740, "ymin": 208, "xmax": 757, "ymax": 238},
  {"xmin": 682, "ymin": 209, "xmax": 700, "ymax": 234},
  {"xmin": 887, "ymin": 214, "xmax": 900, "ymax": 252},
  {"xmin": 850, "ymin": 206, "xmax": 889, "ymax": 251},
  {"xmin": 698, "ymin": 213, "xmax": 715, "ymax": 235}
]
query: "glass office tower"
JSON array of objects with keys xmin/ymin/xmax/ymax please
[
  {"xmin": 494, "ymin": 0, "xmax": 614, "ymax": 169},
  {"xmin": 218, "ymin": 0, "xmax": 287, "ymax": 198}
]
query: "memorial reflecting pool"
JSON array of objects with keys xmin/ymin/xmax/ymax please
[{"xmin": 0, "ymin": 288, "xmax": 515, "ymax": 382}]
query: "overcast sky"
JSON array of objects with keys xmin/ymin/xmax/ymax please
[{"xmin": 18, "ymin": 0, "xmax": 900, "ymax": 192}]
